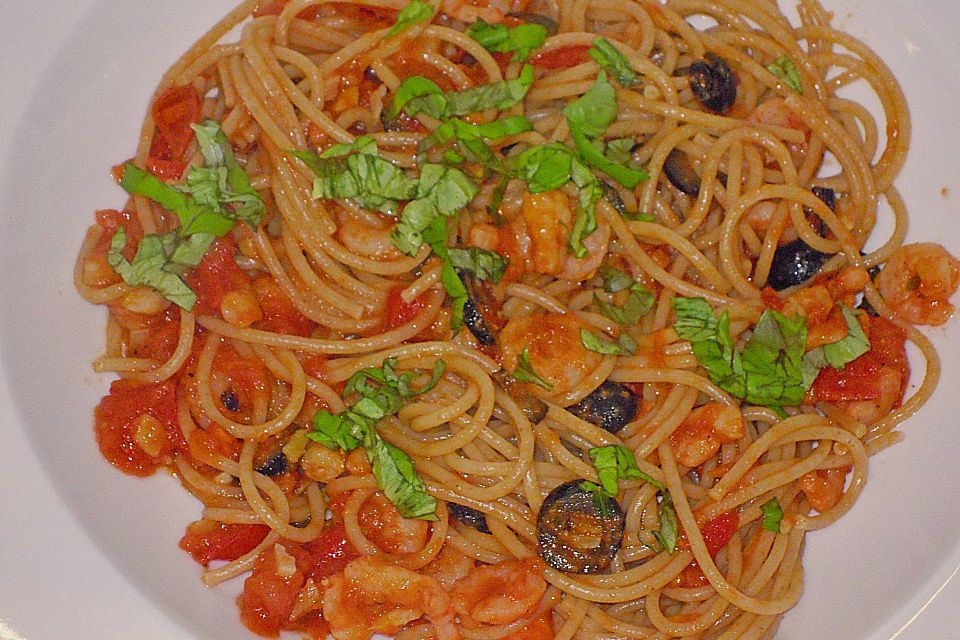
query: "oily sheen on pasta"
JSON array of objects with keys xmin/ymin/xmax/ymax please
[{"xmin": 75, "ymin": 0, "xmax": 960, "ymax": 638}]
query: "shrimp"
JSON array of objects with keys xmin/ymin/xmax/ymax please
[
  {"xmin": 449, "ymin": 557, "xmax": 547, "ymax": 626},
  {"xmin": 322, "ymin": 556, "xmax": 459, "ymax": 640},
  {"xmin": 822, "ymin": 364, "xmax": 902, "ymax": 426},
  {"xmin": 441, "ymin": 0, "xmax": 513, "ymax": 23},
  {"xmin": 357, "ymin": 491, "xmax": 430, "ymax": 554},
  {"xmin": 482, "ymin": 191, "xmax": 611, "ymax": 283},
  {"xmin": 498, "ymin": 313, "xmax": 603, "ymax": 398},
  {"xmin": 421, "ymin": 546, "xmax": 475, "ymax": 590},
  {"xmin": 668, "ymin": 402, "xmax": 745, "ymax": 468},
  {"xmin": 799, "ymin": 466, "xmax": 850, "ymax": 513},
  {"xmin": 746, "ymin": 97, "xmax": 809, "ymax": 135},
  {"xmin": 877, "ymin": 242, "xmax": 960, "ymax": 325},
  {"xmin": 336, "ymin": 209, "xmax": 404, "ymax": 261}
]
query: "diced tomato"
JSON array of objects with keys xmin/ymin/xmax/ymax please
[
  {"xmin": 809, "ymin": 316, "xmax": 908, "ymax": 402},
  {"xmin": 303, "ymin": 523, "xmax": 361, "ymax": 582},
  {"xmin": 211, "ymin": 342, "xmax": 271, "ymax": 420},
  {"xmin": 179, "ymin": 520, "xmax": 270, "ymax": 566},
  {"xmin": 146, "ymin": 85, "xmax": 201, "ymax": 180},
  {"xmin": 532, "ymin": 44, "xmax": 591, "ymax": 69},
  {"xmin": 760, "ymin": 286, "xmax": 785, "ymax": 311},
  {"xmin": 301, "ymin": 353, "xmax": 328, "ymax": 380},
  {"xmin": 677, "ymin": 511, "xmax": 739, "ymax": 588},
  {"xmin": 701, "ymin": 511, "xmax": 739, "ymax": 556},
  {"xmin": 382, "ymin": 284, "xmax": 428, "ymax": 330},
  {"xmin": 189, "ymin": 423, "xmax": 242, "ymax": 463},
  {"xmin": 186, "ymin": 235, "xmax": 252, "ymax": 316},
  {"xmin": 94, "ymin": 379, "xmax": 182, "ymax": 477},
  {"xmin": 128, "ymin": 307, "xmax": 182, "ymax": 363},
  {"xmin": 238, "ymin": 543, "xmax": 309, "ymax": 638},
  {"xmin": 253, "ymin": 276, "xmax": 317, "ymax": 337}
]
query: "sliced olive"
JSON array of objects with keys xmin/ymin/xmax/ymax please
[
  {"xmin": 448, "ymin": 502, "xmax": 491, "ymax": 534},
  {"xmin": 600, "ymin": 180, "xmax": 628, "ymax": 217},
  {"xmin": 688, "ymin": 53, "xmax": 737, "ymax": 114},
  {"xmin": 492, "ymin": 370, "xmax": 549, "ymax": 424},
  {"xmin": 507, "ymin": 12, "xmax": 559, "ymax": 36},
  {"xmin": 811, "ymin": 186, "xmax": 836, "ymax": 211},
  {"xmin": 363, "ymin": 66, "xmax": 381, "ymax": 84},
  {"xmin": 567, "ymin": 381, "xmax": 639, "ymax": 434},
  {"xmin": 663, "ymin": 148, "xmax": 701, "ymax": 196},
  {"xmin": 256, "ymin": 451, "xmax": 287, "ymax": 477},
  {"xmin": 767, "ymin": 239, "xmax": 829, "ymax": 291},
  {"xmin": 379, "ymin": 109, "xmax": 404, "ymax": 132},
  {"xmin": 220, "ymin": 389, "xmax": 241, "ymax": 412},
  {"xmin": 462, "ymin": 297, "xmax": 498, "ymax": 347},
  {"xmin": 537, "ymin": 480, "xmax": 625, "ymax": 574}
]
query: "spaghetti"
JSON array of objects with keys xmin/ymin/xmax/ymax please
[{"xmin": 75, "ymin": 0, "xmax": 960, "ymax": 638}]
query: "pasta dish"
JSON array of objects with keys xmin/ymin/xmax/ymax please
[{"xmin": 74, "ymin": 0, "xmax": 960, "ymax": 638}]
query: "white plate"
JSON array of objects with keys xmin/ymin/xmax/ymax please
[{"xmin": 1, "ymin": 1, "xmax": 958, "ymax": 638}]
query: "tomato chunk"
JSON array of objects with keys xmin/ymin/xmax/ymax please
[
  {"xmin": 187, "ymin": 235, "xmax": 252, "ymax": 316},
  {"xmin": 303, "ymin": 522, "xmax": 360, "ymax": 582},
  {"xmin": 810, "ymin": 316, "xmax": 908, "ymax": 402},
  {"xmin": 179, "ymin": 520, "xmax": 270, "ymax": 566},
  {"xmin": 532, "ymin": 44, "xmax": 591, "ymax": 69},
  {"xmin": 146, "ymin": 85, "xmax": 201, "ymax": 180},
  {"xmin": 677, "ymin": 511, "xmax": 740, "ymax": 588},
  {"xmin": 381, "ymin": 284, "xmax": 428, "ymax": 330},
  {"xmin": 94, "ymin": 379, "xmax": 182, "ymax": 477},
  {"xmin": 238, "ymin": 543, "xmax": 309, "ymax": 638},
  {"xmin": 253, "ymin": 275, "xmax": 317, "ymax": 337}
]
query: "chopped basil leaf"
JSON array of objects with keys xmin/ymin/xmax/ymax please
[
  {"xmin": 761, "ymin": 497, "xmax": 783, "ymax": 533},
  {"xmin": 580, "ymin": 480, "xmax": 612, "ymax": 517},
  {"xmin": 421, "ymin": 217, "xmax": 470, "ymax": 333},
  {"xmin": 120, "ymin": 163, "xmax": 235, "ymax": 237},
  {"xmin": 599, "ymin": 265, "xmax": 634, "ymax": 293},
  {"xmin": 512, "ymin": 346, "xmax": 553, "ymax": 390},
  {"xmin": 291, "ymin": 137, "xmax": 418, "ymax": 213},
  {"xmin": 447, "ymin": 247, "xmax": 509, "ymax": 283},
  {"xmin": 386, "ymin": 0, "xmax": 435, "ymax": 38},
  {"xmin": 420, "ymin": 115, "xmax": 532, "ymax": 171},
  {"xmin": 580, "ymin": 329, "xmax": 637, "ymax": 356},
  {"xmin": 673, "ymin": 297, "xmax": 808, "ymax": 407},
  {"xmin": 392, "ymin": 163, "xmax": 478, "ymax": 255},
  {"xmin": 309, "ymin": 410, "xmax": 363, "ymax": 451},
  {"xmin": 801, "ymin": 305, "xmax": 870, "ymax": 386},
  {"xmin": 307, "ymin": 357, "xmax": 445, "ymax": 519},
  {"xmin": 674, "ymin": 298, "xmax": 871, "ymax": 409},
  {"xmin": 190, "ymin": 119, "xmax": 266, "ymax": 228},
  {"xmin": 107, "ymin": 227, "xmax": 214, "ymax": 310},
  {"xmin": 443, "ymin": 149, "xmax": 464, "ymax": 164},
  {"xmin": 564, "ymin": 72, "xmax": 648, "ymax": 189},
  {"xmin": 486, "ymin": 173, "xmax": 510, "ymax": 226},
  {"xmin": 588, "ymin": 445, "xmax": 663, "ymax": 496},
  {"xmin": 652, "ymin": 492, "xmax": 679, "ymax": 554},
  {"xmin": 588, "ymin": 37, "xmax": 640, "ymax": 87},
  {"xmin": 767, "ymin": 54, "xmax": 803, "ymax": 94},
  {"xmin": 466, "ymin": 19, "xmax": 548, "ymax": 62},
  {"xmin": 594, "ymin": 284, "xmax": 653, "ymax": 326},
  {"xmin": 368, "ymin": 437, "xmax": 437, "ymax": 520},
  {"xmin": 393, "ymin": 64, "xmax": 535, "ymax": 119},
  {"xmin": 603, "ymin": 138, "xmax": 637, "ymax": 166}
]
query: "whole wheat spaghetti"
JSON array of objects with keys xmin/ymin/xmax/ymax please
[{"xmin": 75, "ymin": 0, "xmax": 960, "ymax": 638}]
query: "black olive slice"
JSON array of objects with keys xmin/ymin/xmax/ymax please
[
  {"xmin": 811, "ymin": 186, "xmax": 836, "ymax": 212},
  {"xmin": 663, "ymin": 148, "xmax": 701, "ymax": 196},
  {"xmin": 256, "ymin": 451, "xmax": 288, "ymax": 477},
  {"xmin": 767, "ymin": 239, "xmax": 829, "ymax": 291},
  {"xmin": 688, "ymin": 53, "xmax": 737, "ymax": 114},
  {"xmin": 507, "ymin": 12, "xmax": 559, "ymax": 36},
  {"xmin": 379, "ymin": 109, "xmax": 404, "ymax": 132},
  {"xmin": 491, "ymin": 370, "xmax": 549, "ymax": 424},
  {"xmin": 462, "ymin": 297, "xmax": 497, "ymax": 347},
  {"xmin": 600, "ymin": 180, "xmax": 628, "ymax": 217},
  {"xmin": 448, "ymin": 502, "xmax": 491, "ymax": 534},
  {"xmin": 567, "ymin": 381, "xmax": 639, "ymax": 434},
  {"xmin": 537, "ymin": 480, "xmax": 625, "ymax": 574},
  {"xmin": 221, "ymin": 389, "xmax": 241, "ymax": 412}
]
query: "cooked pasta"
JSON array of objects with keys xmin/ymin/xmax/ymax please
[{"xmin": 75, "ymin": 0, "xmax": 960, "ymax": 638}]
